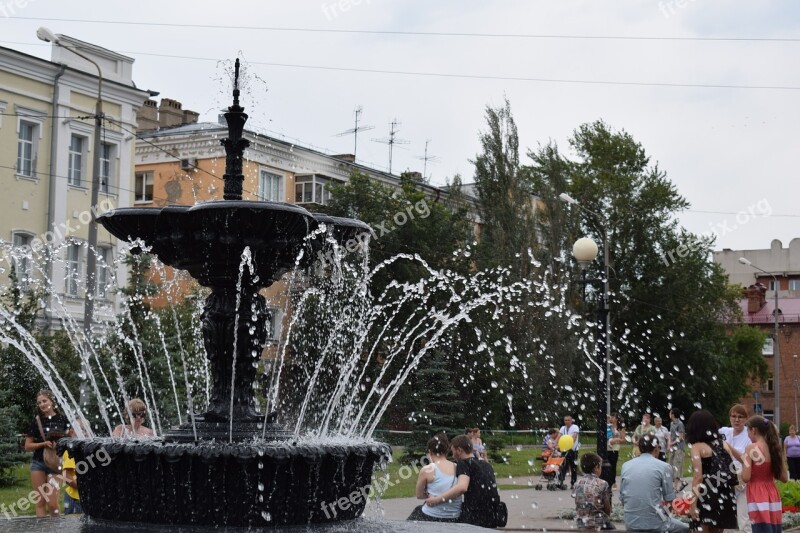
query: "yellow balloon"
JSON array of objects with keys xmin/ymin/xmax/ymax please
[{"xmin": 558, "ymin": 435, "xmax": 574, "ymax": 452}]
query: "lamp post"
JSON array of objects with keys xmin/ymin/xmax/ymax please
[
  {"xmin": 793, "ymin": 354, "xmax": 798, "ymax": 429},
  {"xmin": 561, "ymin": 193, "xmax": 612, "ymax": 415},
  {"xmin": 571, "ymin": 236, "xmax": 609, "ymax": 473},
  {"xmin": 739, "ymin": 257, "xmax": 781, "ymax": 428},
  {"xmin": 38, "ymin": 27, "xmax": 103, "ymax": 406}
]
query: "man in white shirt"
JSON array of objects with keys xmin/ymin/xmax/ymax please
[
  {"xmin": 559, "ymin": 415, "xmax": 580, "ymax": 488},
  {"xmin": 719, "ymin": 404, "xmax": 751, "ymax": 533}
]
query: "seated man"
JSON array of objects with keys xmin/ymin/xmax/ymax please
[
  {"xmin": 574, "ymin": 452, "xmax": 613, "ymax": 530},
  {"xmin": 423, "ymin": 434, "xmax": 506, "ymax": 528},
  {"xmin": 620, "ymin": 434, "xmax": 688, "ymax": 532}
]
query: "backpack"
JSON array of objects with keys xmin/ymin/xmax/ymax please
[{"xmin": 461, "ymin": 459, "xmax": 508, "ymax": 528}]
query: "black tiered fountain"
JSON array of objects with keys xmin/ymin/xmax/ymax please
[{"xmin": 58, "ymin": 59, "xmax": 390, "ymax": 528}]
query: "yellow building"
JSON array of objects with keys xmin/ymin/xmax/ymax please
[
  {"xmin": 0, "ymin": 36, "xmax": 150, "ymax": 328},
  {"xmin": 133, "ymin": 101, "xmax": 469, "ymax": 343}
]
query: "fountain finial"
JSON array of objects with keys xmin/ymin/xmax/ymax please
[
  {"xmin": 233, "ymin": 58, "xmax": 240, "ymax": 108},
  {"xmin": 221, "ymin": 58, "xmax": 250, "ymax": 200}
]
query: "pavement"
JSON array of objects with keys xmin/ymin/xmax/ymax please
[{"xmin": 372, "ymin": 475, "xmax": 623, "ymax": 531}]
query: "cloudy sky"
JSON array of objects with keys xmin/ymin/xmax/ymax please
[{"xmin": 2, "ymin": 0, "xmax": 798, "ymax": 252}]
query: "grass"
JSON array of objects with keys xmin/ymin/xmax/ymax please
[{"xmin": 0, "ymin": 463, "xmax": 64, "ymax": 517}]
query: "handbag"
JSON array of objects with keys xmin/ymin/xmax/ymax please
[{"xmin": 36, "ymin": 416, "xmax": 62, "ymax": 472}]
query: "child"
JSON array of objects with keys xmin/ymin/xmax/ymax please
[
  {"xmin": 742, "ymin": 416, "xmax": 788, "ymax": 533},
  {"xmin": 62, "ymin": 450, "xmax": 82, "ymax": 515},
  {"xmin": 573, "ymin": 452, "xmax": 613, "ymax": 530}
]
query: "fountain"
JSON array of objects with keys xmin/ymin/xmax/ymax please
[{"xmin": 57, "ymin": 59, "xmax": 392, "ymax": 528}]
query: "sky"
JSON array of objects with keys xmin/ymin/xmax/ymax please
[{"xmin": 2, "ymin": 0, "xmax": 799, "ymax": 252}]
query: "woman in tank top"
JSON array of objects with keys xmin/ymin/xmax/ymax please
[{"xmin": 407, "ymin": 433, "xmax": 461, "ymax": 522}]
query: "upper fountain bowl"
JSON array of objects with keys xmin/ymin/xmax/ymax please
[{"xmin": 98, "ymin": 201, "xmax": 371, "ymax": 288}]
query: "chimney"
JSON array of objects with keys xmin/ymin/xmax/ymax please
[
  {"xmin": 182, "ymin": 109, "xmax": 200, "ymax": 125},
  {"xmin": 158, "ymin": 98, "xmax": 184, "ymax": 128},
  {"xmin": 744, "ymin": 283, "xmax": 768, "ymax": 314},
  {"xmin": 136, "ymin": 99, "xmax": 159, "ymax": 131},
  {"xmin": 332, "ymin": 154, "xmax": 356, "ymax": 163}
]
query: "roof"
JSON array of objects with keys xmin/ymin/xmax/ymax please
[
  {"xmin": 738, "ymin": 296, "xmax": 800, "ymax": 324},
  {"xmin": 138, "ymin": 122, "xmax": 479, "ymax": 202}
]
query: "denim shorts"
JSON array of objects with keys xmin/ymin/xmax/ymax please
[
  {"xmin": 64, "ymin": 492, "xmax": 82, "ymax": 515},
  {"xmin": 31, "ymin": 459, "xmax": 58, "ymax": 476}
]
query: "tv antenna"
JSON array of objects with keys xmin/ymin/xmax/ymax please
[
  {"xmin": 371, "ymin": 119, "xmax": 409, "ymax": 174},
  {"xmin": 415, "ymin": 139, "xmax": 439, "ymax": 181},
  {"xmin": 334, "ymin": 106, "xmax": 374, "ymax": 160}
]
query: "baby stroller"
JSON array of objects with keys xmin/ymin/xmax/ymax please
[{"xmin": 535, "ymin": 453, "xmax": 567, "ymax": 490}]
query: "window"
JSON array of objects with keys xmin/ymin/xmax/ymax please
[
  {"xmin": 259, "ymin": 170, "xmax": 283, "ymax": 202},
  {"xmin": 769, "ymin": 280, "xmax": 778, "ymax": 291},
  {"xmin": 135, "ymin": 172, "xmax": 153, "ymax": 202},
  {"xmin": 17, "ymin": 122, "xmax": 35, "ymax": 177},
  {"xmin": 763, "ymin": 410, "xmax": 774, "ymax": 422},
  {"xmin": 790, "ymin": 279, "xmax": 800, "ymax": 291},
  {"xmin": 762, "ymin": 337, "xmax": 774, "ymax": 355},
  {"xmin": 99, "ymin": 143, "xmax": 114, "ymax": 193},
  {"xmin": 294, "ymin": 174, "xmax": 340, "ymax": 205},
  {"xmin": 266, "ymin": 308, "xmax": 282, "ymax": 343},
  {"xmin": 766, "ymin": 377, "xmax": 774, "ymax": 392},
  {"xmin": 68, "ymin": 135, "xmax": 84, "ymax": 186},
  {"xmin": 65, "ymin": 243, "xmax": 81, "ymax": 296},
  {"xmin": 11, "ymin": 233, "xmax": 32, "ymax": 289},
  {"xmin": 95, "ymin": 247, "xmax": 110, "ymax": 299}
]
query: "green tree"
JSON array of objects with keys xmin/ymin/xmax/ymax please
[
  {"xmin": 0, "ymin": 391, "xmax": 28, "ymax": 486},
  {"xmin": 401, "ymin": 349, "xmax": 466, "ymax": 457},
  {"xmin": 527, "ymin": 120, "xmax": 766, "ymax": 420}
]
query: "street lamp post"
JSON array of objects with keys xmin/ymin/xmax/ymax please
[
  {"xmin": 739, "ymin": 257, "xmax": 781, "ymax": 428},
  {"xmin": 793, "ymin": 354, "xmax": 798, "ymax": 429},
  {"xmin": 572, "ymin": 236, "xmax": 610, "ymax": 474},
  {"xmin": 38, "ymin": 27, "xmax": 103, "ymax": 406},
  {"xmin": 561, "ymin": 193, "xmax": 612, "ymax": 415}
]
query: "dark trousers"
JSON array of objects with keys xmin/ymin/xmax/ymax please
[
  {"xmin": 559, "ymin": 449, "xmax": 578, "ymax": 486},
  {"xmin": 602, "ymin": 450, "xmax": 619, "ymax": 488},
  {"xmin": 789, "ymin": 457, "xmax": 800, "ymax": 480}
]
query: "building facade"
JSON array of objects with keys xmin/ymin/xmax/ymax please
[
  {"xmin": 0, "ymin": 37, "xmax": 150, "ymax": 328},
  {"xmin": 716, "ymin": 239, "xmax": 800, "ymax": 425}
]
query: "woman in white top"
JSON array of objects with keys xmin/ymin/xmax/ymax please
[
  {"xmin": 112, "ymin": 398, "xmax": 155, "ymax": 438},
  {"xmin": 407, "ymin": 433, "xmax": 461, "ymax": 523}
]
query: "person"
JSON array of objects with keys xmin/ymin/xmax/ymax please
[
  {"xmin": 667, "ymin": 408, "xmax": 686, "ymax": 492},
  {"xmin": 574, "ymin": 452, "xmax": 614, "ymax": 530},
  {"xmin": 112, "ymin": 398, "xmax": 155, "ymax": 438},
  {"xmin": 720, "ymin": 403, "xmax": 753, "ymax": 532},
  {"xmin": 604, "ymin": 413, "xmax": 626, "ymax": 491},
  {"xmin": 62, "ymin": 450, "xmax": 82, "ymax": 515},
  {"xmin": 783, "ymin": 424, "xmax": 800, "ymax": 481},
  {"xmin": 742, "ymin": 415, "xmax": 788, "ymax": 533},
  {"xmin": 654, "ymin": 416, "xmax": 670, "ymax": 462},
  {"xmin": 620, "ymin": 433, "xmax": 688, "ymax": 532},
  {"xmin": 541, "ymin": 428, "xmax": 559, "ymax": 459},
  {"xmin": 632, "ymin": 413, "xmax": 656, "ymax": 453},
  {"xmin": 559, "ymin": 415, "xmax": 580, "ymax": 488},
  {"xmin": 686, "ymin": 409, "xmax": 739, "ymax": 533},
  {"xmin": 467, "ymin": 428, "xmax": 487, "ymax": 461},
  {"xmin": 407, "ymin": 433, "xmax": 461, "ymax": 523},
  {"xmin": 424, "ymin": 434, "xmax": 505, "ymax": 528},
  {"xmin": 23, "ymin": 389, "xmax": 73, "ymax": 517}
]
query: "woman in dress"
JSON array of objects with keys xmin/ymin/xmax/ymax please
[
  {"xmin": 604, "ymin": 413, "xmax": 626, "ymax": 490},
  {"xmin": 407, "ymin": 433, "xmax": 461, "ymax": 522},
  {"xmin": 23, "ymin": 389, "xmax": 73, "ymax": 517},
  {"xmin": 743, "ymin": 415, "xmax": 788, "ymax": 533},
  {"xmin": 783, "ymin": 424, "xmax": 800, "ymax": 481},
  {"xmin": 686, "ymin": 409, "xmax": 739, "ymax": 533},
  {"xmin": 112, "ymin": 398, "xmax": 155, "ymax": 438}
]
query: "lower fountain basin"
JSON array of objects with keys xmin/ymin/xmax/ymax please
[{"xmin": 59, "ymin": 438, "xmax": 391, "ymax": 527}]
